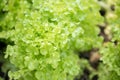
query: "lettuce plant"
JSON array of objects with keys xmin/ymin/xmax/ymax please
[
  {"xmin": 0, "ymin": 0, "xmax": 103, "ymax": 80},
  {"xmin": 99, "ymin": 0, "xmax": 120, "ymax": 79}
]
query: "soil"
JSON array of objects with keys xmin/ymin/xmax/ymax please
[{"xmin": 0, "ymin": 39, "xmax": 9, "ymax": 80}]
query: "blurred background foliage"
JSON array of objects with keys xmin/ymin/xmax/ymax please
[{"xmin": 0, "ymin": 0, "xmax": 120, "ymax": 80}]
